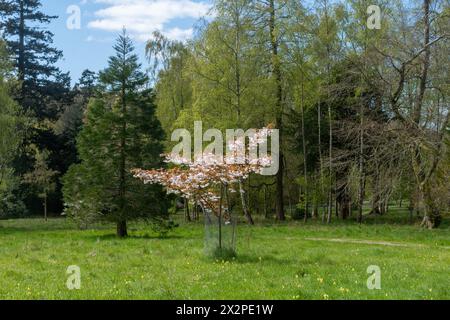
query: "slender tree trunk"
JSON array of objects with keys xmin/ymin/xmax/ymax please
[
  {"xmin": 324, "ymin": 0, "xmax": 333, "ymax": 224},
  {"xmin": 218, "ymin": 184, "xmax": 224, "ymax": 250},
  {"xmin": 413, "ymin": 0, "xmax": 430, "ymax": 124},
  {"xmin": 225, "ymin": 184, "xmax": 232, "ymax": 220},
  {"xmin": 246, "ymin": 177, "xmax": 251, "ymax": 214},
  {"xmin": 239, "ymin": 181, "xmax": 254, "ymax": 225},
  {"xmin": 335, "ymin": 180, "xmax": 339, "ymax": 218},
  {"xmin": 357, "ymin": 179, "xmax": 365, "ymax": 223},
  {"xmin": 409, "ymin": 209, "xmax": 414, "ymax": 224},
  {"xmin": 339, "ymin": 189, "xmax": 351, "ymax": 220},
  {"xmin": 286, "ymin": 177, "xmax": 293, "ymax": 215},
  {"xmin": 18, "ymin": 0, "xmax": 25, "ymax": 83},
  {"xmin": 318, "ymin": 93, "xmax": 326, "ymax": 223},
  {"xmin": 326, "ymin": 99, "xmax": 333, "ymax": 224},
  {"xmin": 313, "ymin": 202, "xmax": 318, "ymax": 219},
  {"xmin": 358, "ymin": 103, "xmax": 365, "ymax": 223},
  {"xmin": 234, "ymin": 6, "xmax": 242, "ymax": 124},
  {"xmin": 300, "ymin": 72, "xmax": 309, "ymax": 222},
  {"xmin": 179, "ymin": 54, "xmax": 185, "ymax": 110},
  {"xmin": 349, "ymin": 198, "xmax": 353, "ymax": 218},
  {"xmin": 269, "ymin": 0, "xmax": 285, "ymax": 221},
  {"xmin": 185, "ymin": 198, "xmax": 191, "ymax": 222},
  {"xmin": 44, "ymin": 194, "xmax": 47, "ymax": 222},
  {"xmin": 117, "ymin": 76, "xmax": 128, "ymax": 237},
  {"xmin": 264, "ymin": 185, "xmax": 268, "ymax": 219}
]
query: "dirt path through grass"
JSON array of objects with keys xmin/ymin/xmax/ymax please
[{"xmin": 304, "ymin": 237, "xmax": 450, "ymax": 249}]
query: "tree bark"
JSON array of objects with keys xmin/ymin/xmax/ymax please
[
  {"xmin": 116, "ymin": 220, "xmax": 128, "ymax": 238},
  {"xmin": 300, "ymin": 72, "xmax": 309, "ymax": 222},
  {"xmin": 44, "ymin": 194, "xmax": 48, "ymax": 222},
  {"xmin": 326, "ymin": 99, "xmax": 333, "ymax": 224},
  {"xmin": 318, "ymin": 95, "xmax": 325, "ymax": 223},
  {"xmin": 184, "ymin": 198, "xmax": 191, "ymax": 222},
  {"xmin": 218, "ymin": 184, "xmax": 223, "ymax": 250},
  {"xmin": 269, "ymin": 0, "xmax": 285, "ymax": 221},
  {"xmin": 413, "ymin": 0, "xmax": 445, "ymax": 228},
  {"xmin": 413, "ymin": 0, "xmax": 431, "ymax": 124},
  {"xmin": 324, "ymin": 0, "xmax": 333, "ymax": 225},
  {"xmin": 225, "ymin": 184, "xmax": 232, "ymax": 220},
  {"xmin": 115, "ymin": 47, "xmax": 129, "ymax": 237},
  {"xmin": 263, "ymin": 185, "xmax": 268, "ymax": 219},
  {"xmin": 339, "ymin": 196, "xmax": 350, "ymax": 220},
  {"xmin": 239, "ymin": 181, "xmax": 254, "ymax": 225},
  {"xmin": 357, "ymin": 102, "xmax": 365, "ymax": 223},
  {"xmin": 18, "ymin": 0, "xmax": 25, "ymax": 83},
  {"xmin": 420, "ymin": 182, "xmax": 442, "ymax": 229}
]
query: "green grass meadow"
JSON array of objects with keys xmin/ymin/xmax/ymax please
[{"xmin": 0, "ymin": 208, "xmax": 449, "ymax": 300}]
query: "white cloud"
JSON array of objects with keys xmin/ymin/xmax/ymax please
[
  {"xmin": 163, "ymin": 27, "xmax": 194, "ymax": 41},
  {"xmin": 87, "ymin": 0, "xmax": 210, "ymax": 41}
]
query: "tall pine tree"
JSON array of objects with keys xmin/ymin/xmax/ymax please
[
  {"xmin": 1, "ymin": 0, "xmax": 74, "ymax": 216},
  {"xmin": 0, "ymin": 0, "xmax": 65, "ymax": 115},
  {"xmin": 63, "ymin": 31, "xmax": 168, "ymax": 237}
]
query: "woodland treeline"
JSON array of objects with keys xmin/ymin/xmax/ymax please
[
  {"xmin": 0, "ymin": 0, "xmax": 448, "ymax": 235},
  {"xmin": 148, "ymin": 0, "xmax": 449, "ymax": 229}
]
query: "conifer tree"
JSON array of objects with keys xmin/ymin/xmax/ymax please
[
  {"xmin": 63, "ymin": 31, "xmax": 168, "ymax": 237},
  {"xmin": 0, "ymin": 0, "xmax": 64, "ymax": 115}
]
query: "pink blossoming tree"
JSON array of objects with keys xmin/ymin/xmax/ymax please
[{"xmin": 133, "ymin": 127, "xmax": 274, "ymax": 256}]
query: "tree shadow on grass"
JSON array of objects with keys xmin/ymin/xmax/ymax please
[
  {"xmin": 87, "ymin": 233, "xmax": 185, "ymax": 241},
  {"xmin": 0, "ymin": 225, "xmax": 75, "ymax": 234},
  {"xmin": 233, "ymin": 254, "xmax": 294, "ymax": 265},
  {"xmin": 0, "ymin": 226, "xmax": 29, "ymax": 235}
]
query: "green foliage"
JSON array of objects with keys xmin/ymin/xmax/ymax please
[
  {"xmin": 1, "ymin": 0, "xmax": 448, "ymax": 228},
  {"xmin": 0, "ymin": 0, "xmax": 65, "ymax": 116},
  {"xmin": 291, "ymin": 207, "xmax": 307, "ymax": 221},
  {"xmin": 77, "ymin": 69, "xmax": 98, "ymax": 93},
  {"xmin": 62, "ymin": 31, "xmax": 169, "ymax": 234},
  {"xmin": 1, "ymin": 0, "xmax": 76, "ymax": 217},
  {"xmin": 0, "ymin": 40, "xmax": 25, "ymax": 216},
  {"xmin": 22, "ymin": 145, "xmax": 58, "ymax": 219},
  {"xmin": 23, "ymin": 145, "xmax": 58, "ymax": 199},
  {"xmin": 151, "ymin": 218, "xmax": 179, "ymax": 238},
  {"xmin": 55, "ymin": 70, "xmax": 99, "ymax": 169}
]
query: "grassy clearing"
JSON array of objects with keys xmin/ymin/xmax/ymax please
[{"xmin": 0, "ymin": 208, "xmax": 449, "ymax": 300}]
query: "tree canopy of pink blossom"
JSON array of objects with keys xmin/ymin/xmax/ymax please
[{"xmin": 133, "ymin": 127, "xmax": 274, "ymax": 217}]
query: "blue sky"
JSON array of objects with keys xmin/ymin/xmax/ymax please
[{"xmin": 41, "ymin": 0, "xmax": 212, "ymax": 84}]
